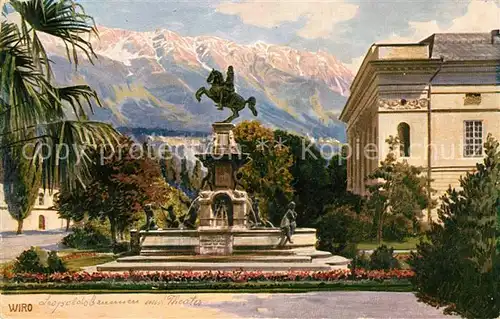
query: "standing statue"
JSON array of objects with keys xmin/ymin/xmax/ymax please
[
  {"xmin": 195, "ymin": 66, "xmax": 258, "ymax": 123},
  {"xmin": 279, "ymin": 201, "xmax": 297, "ymax": 246},
  {"xmin": 142, "ymin": 204, "xmax": 158, "ymax": 231},
  {"xmin": 250, "ymin": 197, "xmax": 263, "ymax": 227}
]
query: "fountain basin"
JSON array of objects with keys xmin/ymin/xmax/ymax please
[{"xmin": 133, "ymin": 227, "xmax": 317, "ymax": 255}]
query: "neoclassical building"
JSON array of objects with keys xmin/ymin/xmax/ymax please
[
  {"xmin": 0, "ymin": 184, "xmax": 65, "ymax": 232},
  {"xmin": 340, "ymin": 30, "xmax": 500, "ymax": 220}
]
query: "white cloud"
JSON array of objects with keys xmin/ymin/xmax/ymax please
[
  {"xmin": 382, "ymin": 0, "xmax": 500, "ymax": 44},
  {"xmin": 216, "ymin": 0, "xmax": 359, "ymax": 39}
]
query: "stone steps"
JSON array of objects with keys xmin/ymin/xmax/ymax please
[
  {"xmin": 117, "ymin": 255, "xmax": 312, "ymax": 263},
  {"xmin": 96, "ymin": 261, "xmax": 336, "ymax": 272}
]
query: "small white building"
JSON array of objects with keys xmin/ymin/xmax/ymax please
[{"xmin": 0, "ymin": 183, "xmax": 65, "ymax": 232}]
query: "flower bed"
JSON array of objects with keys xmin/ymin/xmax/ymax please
[{"xmin": 3, "ymin": 269, "xmax": 415, "ymax": 284}]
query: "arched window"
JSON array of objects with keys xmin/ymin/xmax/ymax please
[
  {"xmin": 38, "ymin": 215, "xmax": 46, "ymax": 230},
  {"xmin": 38, "ymin": 192, "xmax": 44, "ymax": 206},
  {"xmin": 397, "ymin": 122, "xmax": 411, "ymax": 157}
]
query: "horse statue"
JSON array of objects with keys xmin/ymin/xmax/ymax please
[{"xmin": 195, "ymin": 66, "xmax": 257, "ymax": 123}]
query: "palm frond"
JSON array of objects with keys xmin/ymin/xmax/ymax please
[
  {"xmin": 9, "ymin": 0, "xmax": 98, "ymax": 72},
  {"xmin": 32, "ymin": 120, "xmax": 120, "ymax": 191},
  {"xmin": 54, "ymin": 84, "xmax": 101, "ymax": 120}
]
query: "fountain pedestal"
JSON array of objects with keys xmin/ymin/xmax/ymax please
[{"xmin": 195, "ymin": 123, "xmax": 250, "ymax": 254}]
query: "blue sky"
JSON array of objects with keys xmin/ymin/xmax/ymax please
[{"xmin": 78, "ymin": 0, "xmax": 499, "ymax": 71}]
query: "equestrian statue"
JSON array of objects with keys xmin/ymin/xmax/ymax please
[{"xmin": 195, "ymin": 66, "xmax": 257, "ymax": 123}]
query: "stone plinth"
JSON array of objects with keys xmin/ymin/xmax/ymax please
[{"xmin": 198, "ymin": 230, "xmax": 233, "ymax": 255}]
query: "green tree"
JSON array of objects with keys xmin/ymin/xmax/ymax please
[
  {"xmin": 326, "ymin": 153, "xmax": 365, "ymax": 212},
  {"xmin": 234, "ymin": 121, "xmax": 294, "ymax": 224},
  {"xmin": 54, "ymin": 185, "xmax": 86, "ymax": 231},
  {"xmin": 411, "ymin": 134, "xmax": 500, "ymax": 318},
  {"xmin": 2, "ymin": 142, "xmax": 41, "ymax": 234},
  {"xmin": 180, "ymin": 157, "xmax": 191, "ymax": 190},
  {"xmin": 366, "ymin": 136, "xmax": 434, "ymax": 243},
  {"xmin": 274, "ymin": 130, "xmax": 334, "ymax": 226},
  {"xmin": 1, "ymin": 0, "xmax": 119, "ymax": 192},
  {"xmin": 190, "ymin": 160, "xmax": 203, "ymax": 192},
  {"xmin": 82, "ymin": 137, "xmax": 170, "ymax": 243}
]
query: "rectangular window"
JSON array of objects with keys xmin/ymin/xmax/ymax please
[{"xmin": 464, "ymin": 120, "xmax": 483, "ymax": 157}]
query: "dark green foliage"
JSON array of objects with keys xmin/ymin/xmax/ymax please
[
  {"xmin": 366, "ymin": 136, "xmax": 434, "ymax": 243},
  {"xmin": 54, "ymin": 186, "xmax": 86, "ymax": 231},
  {"xmin": 112, "ymin": 242, "xmax": 130, "ymax": 254},
  {"xmin": 369, "ymin": 245, "xmax": 400, "ymax": 270},
  {"xmin": 1, "ymin": 141, "xmax": 41, "ymax": 234},
  {"xmin": 349, "ymin": 252, "xmax": 371, "ymax": 270},
  {"xmin": 274, "ymin": 130, "xmax": 331, "ymax": 226},
  {"xmin": 62, "ymin": 223, "xmax": 112, "ymax": 250},
  {"xmin": 315, "ymin": 205, "xmax": 369, "ymax": 256},
  {"xmin": 411, "ymin": 134, "xmax": 500, "ymax": 319},
  {"xmin": 14, "ymin": 248, "xmax": 45, "ymax": 274},
  {"xmin": 338, "ymin": 243, "xmax": 358, "ymax": 259},
  {"xmin": 382, "ymin": 214, "xmax": 415, "ymax": 242},
  {"xmin": 47, "ymin": 251, "xmax": 67, "ymax": 273},
  {"xmin": 14, "ymin": 247, "xmax": 66, "ymax": 274},
  {"xmin": 180, "ymin": 157, "xmax": 191, "ymax": 191},
  {"xmin": 273, "ymin": 131, "xmax": 362, "ymax": 226}
]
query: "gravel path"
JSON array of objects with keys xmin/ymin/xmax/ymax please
[
  {"xmin": 0, "ymin": 229, "xmax": 69, "ymax": 262},
  {"xmin": 202, "ymin": 291, "xmax": 457, "ymax": 318}
]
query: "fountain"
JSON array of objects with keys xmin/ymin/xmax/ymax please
[{"xmin": 96, "ymin": 67, "xmax": 348, "ymax": 272}]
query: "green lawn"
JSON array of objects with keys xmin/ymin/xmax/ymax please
[
  {"xmin": 0, "ymin": 280, "xmax": 413, "ymax": 294},
  {"xmin": 358, "ymin": 237, "xmax": 422, "ymax": 251},
  {"xmin": 64, "ymin": 255, "xmax": 116, "ymax": 272}
]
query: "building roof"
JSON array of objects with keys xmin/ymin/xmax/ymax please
[
  {"xmin": 421, "ymin": 31, "xmax": 500, "ymax": 61},
  {"xmin": 339, "ymin": 30, "xmax": 500, "ymax": 123}
]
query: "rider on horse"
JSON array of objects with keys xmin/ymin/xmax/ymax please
[{"xmin": 217, "ymin": 66, "xmax": 235, "ymax": 110}]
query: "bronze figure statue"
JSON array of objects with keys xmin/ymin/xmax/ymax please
[
  {"xmin": 142, "ymin": 204, "xmax": 158, "ymax": 231},
  {"xmin": 279, "ymin": 201, "xmax": 297, "ymax": 245},
  {"xmin": 195, "ymin": 66, "xmax": 257, "ymax": 123}
]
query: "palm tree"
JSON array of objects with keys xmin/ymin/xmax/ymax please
[{"xmin": 1, "ymin": 0, "xmax": 119, "ymax": 193}]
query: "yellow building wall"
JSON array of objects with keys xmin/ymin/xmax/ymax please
[{"xmin": 378, "ymin": 112, "xmax": 429, "ymax": 167}]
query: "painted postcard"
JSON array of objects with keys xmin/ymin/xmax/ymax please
[{"xmin": 1, "ymin": 0, "xmax": 499, "ymax": 318}]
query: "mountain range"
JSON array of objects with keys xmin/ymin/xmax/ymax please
[{"xmin": 43, "ymin": 26, "xmax": 354, "ymax": 138}]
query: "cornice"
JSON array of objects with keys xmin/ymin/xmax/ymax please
[{"xmin": 341, "ymin": 57, "xmax": 499, "ymax": 123}]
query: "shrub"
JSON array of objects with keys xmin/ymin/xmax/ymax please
[
  {"xmin": 47, "ymin": 251, "xmax": 67, "ymax": 273},
  {"xmin": 411, "ymin": 135, "xmax": 500, "ymax": 319},
  {"xmin": 112, "ymin": 241, "xmax": 130, "ymax": 254},
  {"xmin": 14, "ymin": 247, "xmax": 45, "ymax": 274},
  {"xmin": 315, "ymin": 205, "xmax": 367, "ymax": 255},
  {"xmin": 369, "ymin": 245, "xmax": 400, "ymax": 270},
  {"xmin": 349, "ymin": 251, "xmax": 371, "ymax": 270},
  {"xmin": 14, "ymin": 247, "xmax": 66, "ymax": 274},
  {"xmin": 338, "ymin": 242, "xmax": 358, "ymax": 259},
  {"xmin": 62, "ymin": 222, "xmax": 111, "ymax": 250}
]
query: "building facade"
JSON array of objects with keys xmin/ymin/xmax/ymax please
[
  {"xmin": 339, "ymin": 30, "xmax": 500, "ymax": 220},
  {"xmin": 0, "ymin": 184, "xmax": 65, "ymax": 232}
]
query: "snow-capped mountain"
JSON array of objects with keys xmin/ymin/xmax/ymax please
[{"xmin": 44, "ymin": 26, "xmax": 354, "ymax": 137}]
